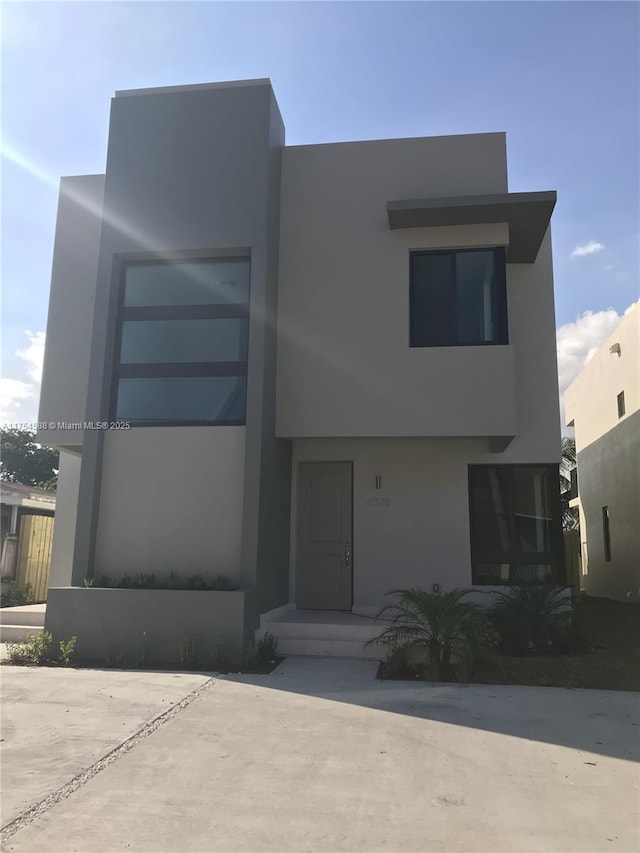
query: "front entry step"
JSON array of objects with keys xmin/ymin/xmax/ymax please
[
  {"xmin": 256, "ymin": 609, "xmax": 388, "ymax": 660},
  {"xmin": 0, "ymin": 604, "xmax": 46, "ymax": 643}
]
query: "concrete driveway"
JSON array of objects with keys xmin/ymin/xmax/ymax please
[{"xmin": 1, "ymin": 657, "xmax": 638, "ymax": 853}]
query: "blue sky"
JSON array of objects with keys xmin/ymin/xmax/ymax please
[{"xmin": 1, "ymin": 1, "xmax": 638, "ymax": 425}]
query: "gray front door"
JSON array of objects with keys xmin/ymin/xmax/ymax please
[{"xmin": 296, "ymin": 462, "xmax": 352, "ymax": 610}]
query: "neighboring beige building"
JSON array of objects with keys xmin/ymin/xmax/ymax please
[
  {"xmin": 38, "ymin": 79, "xmax": 566, "ymax": 661},
  {"xmin": 565, "ymin": 302, "xmax": 640, "ymax": 602}
]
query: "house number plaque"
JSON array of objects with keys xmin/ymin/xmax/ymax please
[{"xmin": 367, "ymin": 496, "xmax": 391, "ymax": 508}]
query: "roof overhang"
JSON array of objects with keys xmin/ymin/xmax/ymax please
[{"xmin": 387, "ymin": 191, "xmax": 557, "ymax": 263}]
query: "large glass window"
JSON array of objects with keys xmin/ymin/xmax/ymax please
[
  {"xmin": 469, "ymin": 465, "xmax": 563, "ymax": 585},
  {"xmin": 410, "ymin": 247, "xmax": 507, "ymax": 347},
  {"xmin": 112, "ymin": 259, "xmax": 250, "ymax": 425}
]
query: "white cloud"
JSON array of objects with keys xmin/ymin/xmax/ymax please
[
  {"xmin": 0, "ymin": 378, "xmax": 33, "ymax": 420},
  {"xmin": 0, "ymin": 331, "xmax": 46, "ymax": 426},
  {"xmin": 571, "ymin": 240, "xmax": 605, "ymax": 258},
  {"xmin": 16, "ymin": 331, "xmax": 46, "ymax": 383},
  {"xmin": 556, "ymin": 302, "xmax": 639, "ymax": 429}
]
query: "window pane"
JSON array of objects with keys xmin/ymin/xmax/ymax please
[
  {"xmin": 124, "ymin": 260, "xmax": 250, "ymax": 307},
  {"xmin": 512, "ymin": 466, "xmax": 553, "ymax": 553},
  {"xmin": 120, "ymin": 318, "xmax": 248, "ymax": 364},
  {"xmin": 474, "ymin": 563, "xmax": 511, "ymax": 583},
  {"xmin": 474, "ymin": 563, "xmax": 553, "ymax": 584},
  {"xmin": 511, "ymin": 564, "xmax": 554, "ymax": 583},
  {"xmin": 470, "ymin": 467, "xmax": 511, "ymax": 551},
  {"xmin": 410, "ymin": 254, "xmax": 454, "ymax": 346},
  {"xmin": 115, "ymin": 377, "xmax": 246, "ymax": 423},
  {"xmin": 456, "ymin": 251, "xmax": 496, "ymax": 343}
]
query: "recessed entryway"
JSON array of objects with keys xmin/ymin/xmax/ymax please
[{"xmin": 295, "ymin": 462, "xmax": 353, "ymax": 610}]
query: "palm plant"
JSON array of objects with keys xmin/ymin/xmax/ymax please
[
  {"xmin": 490, "ymin": 583, "xmax": 571, "ymax": 655},
  {"xmin": 365, "ymin": 588, "xmax": 487, "ymax": 681},
  {"xmin": 560, "ymin": 436, "xmax": 579, "ymax": 531}
]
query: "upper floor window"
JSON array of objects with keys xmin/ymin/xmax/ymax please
[
  {"xmin": 410, "ymin": 247, "xmax": 507, "ymax": 347},
  {"xmin": 112, "ymin": 259, "xmax": 250, "ymax": 425},
  {"xmin": 617, "ymin": 391, "xmax": 625, "ymax": 418}
]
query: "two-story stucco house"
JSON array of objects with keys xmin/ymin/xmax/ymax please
[{"xmin": 39, "ymin": 79, "xmax": 565, "ymax": 661}]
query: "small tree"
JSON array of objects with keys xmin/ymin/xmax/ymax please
[{"xmin": 0, "ymin": 429, "xmax": 59, "ymax": 490}]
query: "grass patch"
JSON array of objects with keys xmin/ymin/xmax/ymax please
[
  {"xmin": 478, "ymin": 595, "xmax": 640, "ymax": 691},
  {"xmin": 378, "ymin": 596, "xmax": 640, "ymax": 691}
]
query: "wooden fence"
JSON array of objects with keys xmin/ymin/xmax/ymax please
[{"xmin": 15, "ymin": 513, "xmax": 54, "ymax": 602}]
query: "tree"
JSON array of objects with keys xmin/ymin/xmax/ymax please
[
  {"xmin": 560, "ymin": 435, "xmax": 578, "ymax": 531},
  {"xmin": 0, "ymin": 429, "xmax": 59, "ymax": 490}
]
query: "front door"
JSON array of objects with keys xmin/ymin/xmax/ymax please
[{"xmin": 296, "ymin": 462, "xmax": 352, "ymax": 610}]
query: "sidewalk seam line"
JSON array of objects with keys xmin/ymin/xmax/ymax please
[{"xmin": 0, "ymin": 675, "xmax": 218, "ymax": 843}]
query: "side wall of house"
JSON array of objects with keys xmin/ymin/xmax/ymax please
[
  {"xmin": 48, "ymin": 450, "xmax": 81, "ymax": 588},
  {"xmin": 575, "ymin": 411, "xmax": 640, "ymax": 601},
  {"xmin": 566, "ymin": 303, "xmax": 640, "ymax": 601},
  {"xmin": 37, "ymin": 175, "xmax": 104, "ymax": 451}
]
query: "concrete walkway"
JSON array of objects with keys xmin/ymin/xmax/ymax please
[{"xmin": 1, "ymin": 657, "xmax": 638, "ymax": 852}]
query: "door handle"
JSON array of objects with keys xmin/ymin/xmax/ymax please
[{"xmin": 345, "ymin": 544, "xmax": 351, "ymax": 567}]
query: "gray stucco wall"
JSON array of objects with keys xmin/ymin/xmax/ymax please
[
  {"xmin": 69, "ymin": 80, "xmax": 290, "ymax": 623},
  {"xmin": 290, "ymin": 437, "xmax": 563, "ymax": 614},
  {"xmin": 94, "ymin": 428, "xmax": 246, "ymax": 580},
  {"xmin": 576, "ymin": 411, "xmax": 640, "ymax": 602},
  {"xmin": 45, "ymin": 587, "xmax": 245, "ymax": 663},
  {"xmin": 37, "ymin": 175, "xmax": 104, "ymax": 449},
  {"xmin": 252, "ymin": 92, "xmax": 292, "ymax": 625},
  {"xmin": 47, "ymin": 450, "xmax": 81, "ymax": 588},
  {"xmin": 276, "ymin": 135, "xmax": 517, "ymax": 440},
  {"xmin": 276, "ymin": 135, "xmax": 560, "ymax": 456}
]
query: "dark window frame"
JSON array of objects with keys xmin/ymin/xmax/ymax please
[
  {"xmin": 409, "ymin": 246, "xmax": 508, "ymax": 348},
  {"xmin": 617, "ymin": 391, "xmax": 625, "ymax": 419},
  {"xmin": 110, "ymin": 258, "xmax": 250, "ymax": 427},
  {"xmin": 468, "ymin": 463, "xmax": 565, "ymax": 585},
  {"xmin": 602, "ymin": 506, "xmax": 612, "ymax": 562}
]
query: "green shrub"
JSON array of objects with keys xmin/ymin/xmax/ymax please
[
  {"xmin": 243, "ymin": 643, "xmax": 260, "ymax": 669},
  {"xmin": 1, "ymin": 582, "xmax": 33, "ymax": 608},
  {"xmin": 366, "ymin": 588, "xmax": 490, "ymax": 681},
  {"xmin": 210, "ymin": 637, "xmax": 230, "ymax": 669},
  {"xmin": 167, "ymin": 571, "xmax": 183, "ymax": 589},
  {"xmin": 83, "ymin": 572, "xmax": 237, "ymax": 591},
  {"xmin": 179, "ymin": 633, "xmax": 198, "ymax": 667},
  {"xmin": 381, "ymin": 643, "xmax": 415, "ymax": 678},
  {"xmin": 489, "ymin": 584, "xmax": 571, "ymax": 655},
  {"xmin": 137, "ymin": 633, "xmax": 151, "ymax": 667},
  {"xmin": 242, "ymin": 633, "xmax": 279, "ymax": 670},
  {"xmin": 59, "ymin": 636, "xmax": 77, "ymax": 666},
  {"xmin": 209, "ymin": 574, "xmax": 235, "ymax": 591},
  {"xmin": 6, "ymin": 630, "xmax": 53, "ymax": 665},
  {"xmin": 6, "ymin": 641, "xmax": 33, "ymax": 665},
  {"xmin": 27, "ymin": 630, "xmax": 53, "ymax": 663},
  {"xmin": 105, "ymin": 644, "xmax": 126, "ymax": 667},
  {"xmin": 256, "ymin": 632, "xmax": 279, "ymax": 663},
  {"xmin": 129, "ymin": 572, "xmax": 156, "ymax": 589}
]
